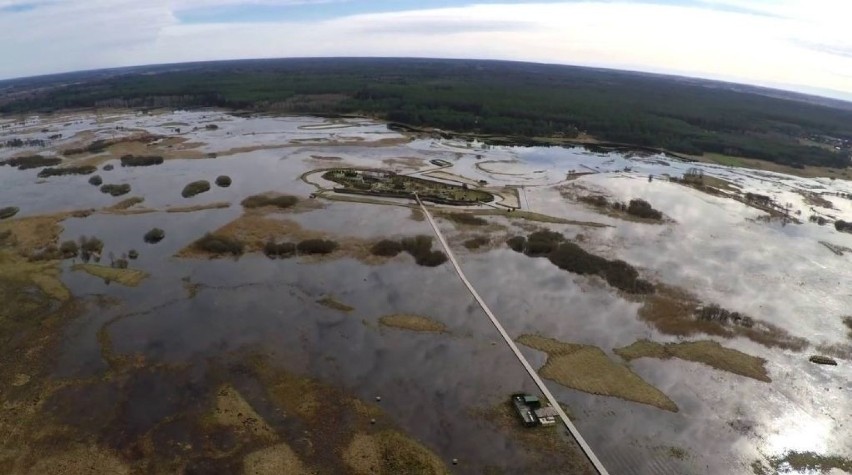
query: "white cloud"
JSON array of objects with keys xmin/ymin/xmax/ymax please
[{"xmin": 0, "ymin": 1, "xmax": 850, "ymax": 100}]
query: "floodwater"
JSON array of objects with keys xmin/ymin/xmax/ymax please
[{"xmin": 2, "ymin": 110, "xmax": 851, "ymax": 474}]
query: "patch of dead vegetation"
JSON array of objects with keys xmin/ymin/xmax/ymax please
[
  {"xmin": 71, "ymin": 264, "xmax": 149, "ymax": 287},
  {"xmin": 242, "ymin": 443, "xmax": 314, "ymax": 475},
  {"xmin": 615, "ymin": 339, "xmax": 770, "ymax": 382},
  {"xmin": 24, "ymin": 444, "xmax": 130, "ymax": 475},
  {"xmin": 0, "ymin": 210, "xmax": 92, "ymax": 256},
  {"xmin": 815, "ymin": 342, "xmax": 852, "ymax": 360},
  {"xmin": 752, "ymin": 451, "xmax": 852, "ymax": 475},
  {"xmin": 166, "ymin": 201, "xmax": 231, "ymax": 213},
  {"xmin": 635, "ymin": 284, "xmax": 808, "ymax": 351},
  {"xmin": 517, "ymin": 334, "xmax": 678, "ymax": 412},
  {"xmin": 316, "ymin": 296, "xmax": 354, "ymax": 313},
  {"xmin": 378, "ymin": 314, "xmax": 447, "ymax": 333},
  {"xmin": 342, "ymin": 431, "xmax": 449, "ymax": 475},
  {"xmin": 103, "ymin": 196, "xmax": 146, "ymax": 211},
  {"xmin": 213, "ymin": 385, "xmax": 276, "ymax": 442},
  {"xmin": 382, "ymin": 157, "xmax": 426, "ymax": 169},
  {"xmin": 174, "ymin": 212, "xmax": 390, "ymax": 265},
  {"xmin": 409, "ymin": 208, "xmax": 425, "ymax": 222},
  {"xmin": 476, "ymin": 402, "xmax": 595, "ymax": 475}
]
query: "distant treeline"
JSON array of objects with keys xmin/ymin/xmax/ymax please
[{"xmin": 3, "ymin": 58, "xmax": 852, "ymax": 168}]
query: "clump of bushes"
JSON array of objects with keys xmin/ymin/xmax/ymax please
[
  {"xmin": 215, "ymin": 175, "xmax": 232, "ymax": 188},
  {"xmin": 193, "ymin": 233, "xmax": 244, "ymax": 256},
  {"xmin": 809, "ymin": 215, "xmax": 827, "ymax": 226},
  {"xmin": 297, "ymin": 239, "xmax": 339, "ymax": 255},
  {"xmin": 441, "ymin": 213, "xmax": 488, "ymax": 226},
  {"xmin": 38, "ymin": 165, "xmax": 97, "ymax": 178},
  {"xmin": 78, "ymin": 235, "xmax": 104, "ymax": 262},
  {"xmin": 0, "ymin": 206, "xmax": 19, "ymax": 220},
  {"xmin": 836, "ymin": 220, "xmax": 852, "ymax": 233},
  {"xmin": 2, "ymin": 155, "xmax": 62, "ymax": 170},
  {"xmin": 103, "ymin": 164, "xmax": 114, "ymax": 171},
  {"xmin": 263, "ymin": 240, "xmax": 296, "ymax": 259},
  {"xmin": 578, "ymin": 195, "xmax": 610, "ymax": 207},
  {"xmin": 59, "ymin": 240, "xmax": 79, "ymax": 258},
  {"xmin": 88, "ymin": 175, "xmax": 103, "ymax": 186},
  {"xmin": 241, "ymin": 194, "xmax": 298, "ymax": 209},
  {"xmin": 370, "ymin": 239, "xmax": 403, "ymax": 257},
  {"xmin": 120, "ymin": 155, "xmax": 163, "ymax": 167},
  {"xmin": 128, "ymin": 249, "xmax": 139, "ymax": 260},
  {"xmin": 182, "ymin": 180, "xmax": 211, "ymax": 198},
  {"xmin": 548, "ymin": 242, "xmax": 654, "ymax": 294},
  {"xmin": 100, "ymin": 184, "xmax": 131, "ymax": 196},
  {"xmin": 695, "ymin": 304, "xmax": 754, "ymax": 328},
  {"xmin": 143, "ymin": 228, "xmax": 165, "ymax": 244},
  {"xmin": 401, "ymin": 235, "xmax": 448, "ymax": 267},
  {"xmin": 626, "ymin": 199, "xmax": 663, "ymax": 220},
  {"xmin": 525, "ymin": 229, "xmax": 564, "ymax": 256},
  {"xmin": 205, "ymin": 124, "xmax": 219, "ymax": 130},
  {"xmin": 464, "ymin": 236, "xmax": 490, "ymax": 250},
  {"xmin": 112, "ymin": 258, "xmax": 129, "ymax": 269},
  {"xmin": 581, "ymin": 195, "xmax": 663, "ymax": 220},
  {"xmin": 508, "ymin": 230, "xmax": 653, "ymax": 294},
  {"xmin": 368, "ymin": 235, "xmax": 447, "ymax": 266},
  {"xmin": 506, "ymin": 236, "xmax": 526, "ymax": 253},
  {"xmin": 63, "ymin": 139, "xmax": 109, "ymax": 156},
  {"xmin": 29, "ymin": 245, "xmax": 62, "ymax": 261}
]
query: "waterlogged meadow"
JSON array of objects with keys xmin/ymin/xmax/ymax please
[{"xmin": 0, "ymin": 110, "xmax": 850, "ymax": 474}]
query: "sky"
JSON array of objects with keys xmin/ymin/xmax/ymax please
[{"xmin": 1, "ymin": 0, "xmax": 851, "ymax": 100}]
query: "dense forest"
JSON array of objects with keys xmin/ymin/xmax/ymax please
[{"xmin": 2, "ymin": 58, "xmax": 851, "ymax": 168}]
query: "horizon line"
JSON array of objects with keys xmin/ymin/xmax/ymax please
[{"xmin": 1, "ymin": 55, "xmax": 850, "ymax": 106}]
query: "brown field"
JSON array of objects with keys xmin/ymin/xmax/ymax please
[
  {"xmin": 635, "ymin": 284, "xmax": 808, "ymax": 351},
  {"xmin": 615, "ymin": 339, "xmax": 771, "ymax": 382},
  {"xmin": 71, "ymin": 264, "xmax": 149, "ymax": 287},
  {"xmin": 165, "ymin": 201, "xmax": 231, "ymax": 213},
  {"xmin": 517, "ymin": 335, "xmax": 678, "ymax": 412},
  {"xmin": 378, "ymin": 314, "xmax": 447, "ymax": 333}
]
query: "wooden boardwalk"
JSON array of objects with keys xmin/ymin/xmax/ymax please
[{"xmin": 415, "ymin": 194, "xmax": 609, "ymax": 475}]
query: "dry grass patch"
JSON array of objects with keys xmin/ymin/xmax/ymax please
[
  {"xmin": 71, "ymin": 264, "xmax": 149, "ymax": 287},
  {"xmin": 615, "ymin": 339, "xmax": 770, "ymax": 382},
  {"xmin": 378, "ymin": 314, "xmax": 447, "ymax": 333},
  {"xmin": 0, "ymin": 210, "xmax": 91, "ymax": 255},
  {"xmin": 213, "ymin": 385, "xmax": 277, "ymax": 442},
  {"xmin": 477, "ymin": 402, "xmax": 595, "ymax": 474},
  {"xmin": 636, "ymin": 285, "xmax": 808, "ymax": 351},
  {"xmin": 342, "ymin": 431, "xmax": 449, "ymax": 475},
  {"xmin": 165, "ymin": 201, "xmax": 231, "ymax": 213},
  {"xmin": 409, "ymin": 208, "xmax": 425, "ymax": 222},
  {"xmin": 317, "ymin": 296, "xmax": 355, "ymax": 313},
  {"xmin": 242, "ymin": 443, "xmax": 314, "ymax": 475},
  {"xmin": 517, "ymin": 334, "xmax": 678, "ymax": 412},
  {"xmin": 176, "ymin": 213, "xmax": 385, "ymax": 265},
  {"xmin": 24, "ymin": 444, "xmax": 130, "ymax": 475},
  {"xmin": 0, "ymin": 251, "xmax": 69, "ymax": 301},
  {"xmin": 752, "ymin": 451, "xmax": 852, "ymax": 475},
  {"xmin": 103, "ymin": 196, "xmax": 146, "ymax": 212}
]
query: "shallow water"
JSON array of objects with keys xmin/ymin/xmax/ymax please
[{"xmin": 3, "ymin": 110, "xmax": 851, "ymax": 474}]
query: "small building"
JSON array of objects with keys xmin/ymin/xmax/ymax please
[
  {"xmin": 511, "ymin": 393, "xmax": 558, "ymax": 427},
  {"xmin": 511, "ymin": 393, "xmax": 540, "ymax": 427},
  {"xmin": 534, "ymin": 406, "xmax": 559, "ymax": 426}
]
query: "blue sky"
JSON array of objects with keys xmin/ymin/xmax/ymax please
[{"xmin": 0, "ymin": 0, "xmax": 850, "ymax": 100}]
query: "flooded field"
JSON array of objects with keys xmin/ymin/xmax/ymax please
[{"xmin": 1, "ymin": 110, "xmax": 851, "ymax": 474}]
